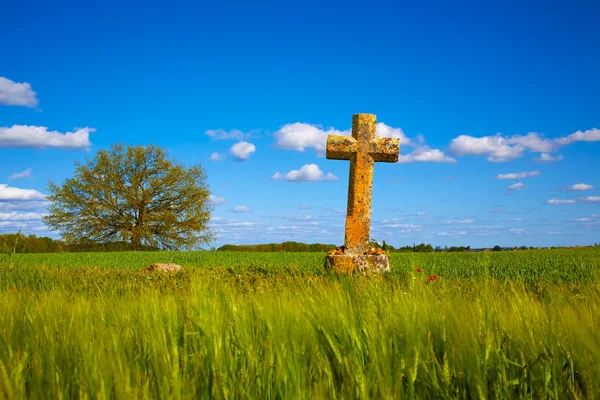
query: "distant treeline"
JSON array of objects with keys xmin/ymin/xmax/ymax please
[
  {"xmin": 0, "ymin": 234, "xmax": 159, "ymax": 254},
  {"xmin": 217, "ymin": 242, "xmax": 477, "ymax": 253},
  {"xmin": 3, "ymin": 233, "xmax": 565, "ymax": 254},
  {"xmin": 217, "ymin": 242, "xmax": 337, "ymax": 252}
]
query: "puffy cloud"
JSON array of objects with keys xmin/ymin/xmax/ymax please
[
  {"xmin": 209, "ymin": 195, "xmax": 227, "ymax": 205},
  {"xmin": 272, "ymin": 164, "xmax": 338, "ymax": 182},
  {"xmin": 508, "ymin": 133, "xmax": 557, "ymax": 153},
  {"xmin": 449, "ymin": 135, "xmax": 525, "ymax": 162},
  {"xmin": 508, "ymin": 182, "xmax": 526, "ymax": 191},
  {"xmin": 274, "ymin": 123, "xmax": 346, "ymax": 154},
  {"xmin": 0, "ymin": 125, "xmax": 93, "ymax": 149},
  {"xmin": 209, "ymin": 152, "xmax": 223, "ymax": 161},
  {"xmin": 581, "ymin": 196, "xmax": 600, "ymax": 203},
  {"xmin": 0, "ymin": 212, "xmax": 43, "ymax": 221},
  {"xmin": 9, "ymin": 168, "xmax": 32, "ymax": 180},
  {"xmin": 205, "ymin": 129, "xmax": 246, "ymax": 140},
  {"xmin": 231, "ymin": 205, "xmax": 251, "ymax": 213},
  {"xmin": 449, "ymin": 128, "xmax": 599, "ymax": 162},
  {"xmin": 230, "ymin": 141, "xmax": 256, "ymax": 160},
  {"xmin": 0, "ymin": 200, "xmax": 49, "ymax": 212},
  {"xmin": 534, "ymin": 153, "xmax": 563, "ymax": 162},
  {"xmin": 0, "ymin": 77, "xmax": 38, "ymax": 107},
  {"xmin": 273, "ymin": 122, "xmax": 411, "ymax": 155},
  {"xmin": 0, "ymin": 184, "xmax": 45, "ymax": 201},
  {"xmin": 570, "ymin": 183, "xmax": 594, "ymax": 191},
  {"xmin": 546, "ymin": 199, "xmax": 576, "ymax": 205},
  {"xmin": 397, "ymin": 146, "xmax": 456, "ymax": 163},
  {"xmin": 374, "ymin": 123, "xmax": 413, "ymax": 144},
  {"xmin": 555, "ymin": 128, "xmax": 600, "ymax": 145},
  {"xmin": 496, "ymin": 171, "xmax": 540, "ymax": 180}
]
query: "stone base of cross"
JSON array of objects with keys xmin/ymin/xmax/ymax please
[{"xmin": 323, "ymin": 113, "xmax": 400, "ymax": 275}]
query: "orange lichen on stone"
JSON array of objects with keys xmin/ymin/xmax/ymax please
[
  {"xmin": 326, "ymin": 114, "xmax": 400, "ymax": 255},
  {"xmin": 324, "ymin": 253, "xmax": 390, "ymax": 275}
]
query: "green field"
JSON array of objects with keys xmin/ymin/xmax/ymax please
[{"xmin": 1, "ymin": 249, "xmax": 599, "ymax": 399}]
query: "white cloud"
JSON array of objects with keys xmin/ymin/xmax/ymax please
[
  {"xmin": 273, "ymin": 121, "xmax": 411, "ymax": 155},
  {"xmin": 449, "ymin": 132, "xmax": 557, "ymax": 162},
  {"xmin": 0, "ymin": 200, "xmax": 49, "ymax": 212},
  {"xmin": 397, "ymin": 146, "xmax": 456, "ymax": 163},
  {"xmin": 374, "ymin": 123, "xmax": 413, "ymax": 144},
  {"xmin": 9, "ymin": 168, "xmax": 32, "ymax": 180},
  {"xmin": 508, "ymin": 133, "xmax": 557, "ymax": 153},
  {"xmin": 496, "ymin": 171, "xmax": 540, "ymax": 180},
  {"xmin": 534, "ymin": 153, "xmax": 563, "ymax": 162},
  {"xmin": 209, "ymin": 152, "xmax": 223, "ymax": 161},
  {"xmin": 209, "ymin": 217, "xmax": 256, "ymax": 228},
  {"xmin": 416, "ymin": 212, "xmax": 427, "ymax": 216},
  {"xmin": 230, "ymin": 141, "xmax": 256, "ymax": 160},
  {"xmin": 0, "ymin": 184, "xmax": 45, "ymax": 201},
  {"xmin": 555, "ymin": 128, "xmax": 600, "ymax": 145},
  {"xmin": 272, "ymin": 164, "xmax": 338, "ymax": 182},
  {"xmin": 0, "ymin": 125, "xmax": 93, "ymax": 149},
  {"xmin": 548, "ymin": 232, "xmax": 564, "ymax": 235},
  {"xmin": 546, "ymin": 199, "xmax": 576, "ymax": 205},
  {"xmin": 508, "ymin": 182, "xmax": 526, "ymax": 191},
  {"xmin": 450, "ymin": 128, "xmax": 599, "ymax": 162},
  {"xmin": 572, "ymin": 218, "xmax": 591, "ymax": 222},
  {"xmin": 509, "ymin": 228, "xmax": 530, "ymax": 234},
  {"xmin": 437, "ymin": 231, "xmax": 467, "ymax": 237},
  {"xmin": 0, "ymin": 212, "xmax": 43, "ymax": 221},
  {"xmin": 570, "ymin": 183, "xmax": 594, "ymax": 191},
  {"xmin": 0, "ymin": 77, "xmax": 39, "ymax": 107},
  {"xmin": 231, "ymin": 205, "xmax": 251, "ymax": 213},
  {"xmin": 205, "ymin": 129, "xmax": 246, "ymax": 140},
  {"xmin": 449, "ymin": 134, "xmax": 525, "ymax": 162},
  {"xmin": 581, "ymin": 196, "xmax": 600, "ymax": 203},
  {"xmin": 274, "ymin": 123, "xmax": 346, "ymax": 154},
  {"xmin": 209, "ymin": 195, "xmax": 227, "ymax": 205}
]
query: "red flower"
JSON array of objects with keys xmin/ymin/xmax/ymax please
[
  {"xmin": 416, "ymin": 268, "xmax": 422, "ymax": 273},
  {"xmin": 428, "ymin": 275, "xmax": 437, "ymax": 281},
  {"xmin": 9, "ymin": 289, "xmax": 15, "ymax": 293}
]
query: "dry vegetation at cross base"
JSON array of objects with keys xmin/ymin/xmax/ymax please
[{"xmin": 0, "ymin": 249, "xmax": 599, "ymax": 399}]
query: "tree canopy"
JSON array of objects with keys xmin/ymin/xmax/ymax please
[{"xmin": 43, "ymin": 143, "xmax": 214, "ymax": 250}]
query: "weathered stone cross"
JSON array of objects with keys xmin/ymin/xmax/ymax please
[{"xmin": 326, "ymin": 114, "xmax": 400, "ymax": 255}]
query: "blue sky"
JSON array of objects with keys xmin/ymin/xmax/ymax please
[{"xmin": 1, "ymin": 0, "xmax": 599, "ymax": 248}]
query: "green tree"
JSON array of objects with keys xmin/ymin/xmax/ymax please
[{"xmin": 43, "ymin": 143, "xmax": 214, "ymax": 250}]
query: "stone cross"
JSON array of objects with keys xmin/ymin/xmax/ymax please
[{"xmin": 326, "ymin": 114, "xmax": 400, "ymax": 254}]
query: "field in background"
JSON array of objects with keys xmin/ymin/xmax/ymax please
[{"xmin": 1, "ymin": 248, "xmax": 599, "ymax": 398}]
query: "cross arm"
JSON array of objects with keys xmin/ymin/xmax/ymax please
[
  {"xmin": 326, "ymin": 135, "xmax": 357, "ymax": 160},
  {"xmin": 369, "ymin": 138, "xmax": 400, "ymax": 162}
]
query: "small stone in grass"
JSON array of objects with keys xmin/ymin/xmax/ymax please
[{"xmin": 142, "ymin": 263, "xmax": 182, "ymax": 273}]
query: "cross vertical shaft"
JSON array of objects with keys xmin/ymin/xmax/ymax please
[
  {"xmin": 346, "ymin": 114, "xmax": 376, "ymax": 254},
  {"xmin": 326, "ymin": 114, "xmax": 400, "ymax": 255}
]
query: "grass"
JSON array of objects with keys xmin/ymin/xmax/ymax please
[{"xmin": 0, "ymin": 249, "xmax": 599, "ymax": 398}]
